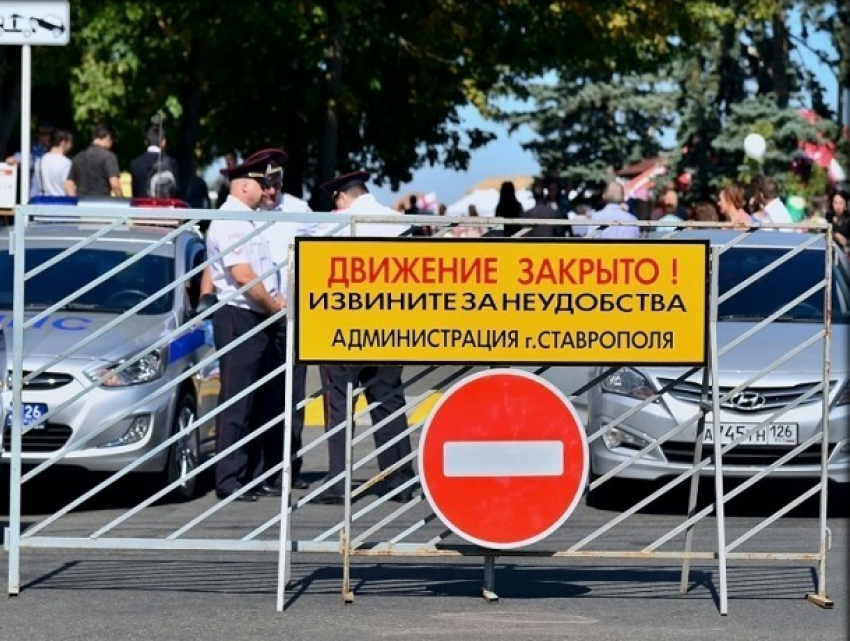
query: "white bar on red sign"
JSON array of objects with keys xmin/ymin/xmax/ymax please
[{"xmin": 443, "ymin": 441, "xmax": 564, "ymax": 477}]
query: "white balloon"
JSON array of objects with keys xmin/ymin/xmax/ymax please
[
  {"xmin": 829, "ymin": 158, "xmax": 846, "ymax": 183},
  {"xmin": 743, "ymin": 133, "xmax": 766, "ymax": 161}
]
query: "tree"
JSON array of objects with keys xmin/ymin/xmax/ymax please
[
  {"xmin": 0, "ymin": 0, "xmax": 731, "ymax": 203},
  {"xmin": 496, "ymin": 68, "xmax": 679, "ymax": 191},
  {"xmin": 5, "ymin": 0, "xmax": 839, "ymax": 208},
  {"xmin": 667, "ymin": 0, "xmax": 842, "ymax": 201},
  {"xmin": 710, "ymin": 95, "xmax": 834, "ymax": 202},
  {"xmin": 487, "ymin": 0, "xmax": 846, "ymax": 209}
]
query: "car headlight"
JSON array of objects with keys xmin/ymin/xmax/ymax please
[
  {"xmin": 86, "ymin": 349, "xmax": 166, "ymax": 387},
  {"xmin": 600, "ymin": 367, "xmax": 655, "ymax": 400},
  {"xmin": 602, "ymin": 425, "xmax": 653, "ymax": 450}
]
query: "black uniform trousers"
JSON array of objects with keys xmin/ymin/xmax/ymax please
[
  {"xmin": 320, "ymin": 364, "xmax": 415, "ymax": 496},
  {"xmin": 254, "ymin": 323, "xmax": 307, "ymax": 486},
  {"xmin": 212, "ymin": 305, "xmax": 278, "ymax": 496}
]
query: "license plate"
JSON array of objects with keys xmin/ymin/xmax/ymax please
[
  {"xmin": 4, "ymin": 402, "xmax": 49, "ymax": 430},
  {"xmin": 703, "ymin": 423, "xmax": 798, "ymax": 446}
]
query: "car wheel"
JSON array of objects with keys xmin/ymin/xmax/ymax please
[{"xmin": 163, "ymin": 393, "xmax": 200, "ymax": 502}]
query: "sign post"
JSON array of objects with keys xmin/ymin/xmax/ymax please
[
  {"xmin": 418, "ymin": 368, "xmax": 589, "ymax": 550},
  {"xmin": 0, "ymin": 0, "xmax": 71, "ymax": 206}
]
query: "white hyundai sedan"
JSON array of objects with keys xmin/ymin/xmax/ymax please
[{"xmin": 585, "ymin": 230, "xmax": 850, "ymax": 486}]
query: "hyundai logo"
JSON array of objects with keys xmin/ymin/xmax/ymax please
[{"xmin": 729, "ymin": 391, "xmax": 767, "ymax": 411}]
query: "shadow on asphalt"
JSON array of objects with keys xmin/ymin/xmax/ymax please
[
  {"xmin": 585, "ymin": 477, "xmax": 850, "ymax": 518},
  {"xmin": 2, "ymin": 466, "xmax": 846, "ymax": 519},
  {"xmin": 0, "ymin": 466, "xmax": 215, "ymax": 516},
  {"xmin": 8, "ymin": 556, "xmax": 822, "ymax": 610}
]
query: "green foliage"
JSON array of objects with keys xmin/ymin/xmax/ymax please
[
  {"xmin": 499, "ymin": 69, "xmax": 678, "ymax": 186},
  {"xmin": 17, "ymin": 0, "xmax": 756, "ymax": 192},
  {"xmin": 710, "ymin": 95, "xmax": 836, "ymax": 202},
  {"xmin": 0, "ymin": 0, "xmax": 844, "ymax": 204}
]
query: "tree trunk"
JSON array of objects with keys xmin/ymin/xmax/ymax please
[
  {"xmin": 717, "ymin": 23, "xmax": 739, "ymax": 117},
  {"xmin": 315, "ymin": 5, "xmax": 344, "ymax": 211},
  {"xmin": 174, "ymin": 39, "xmax": 205, "ymax": 200},
  {"xmin": 838, "ymin": 4, "xmax": 850, "ymax": 138},
  {"xmin": 771, "ymin": 10, "xmax": 790, "ymax": 109},
  {"xmin": 0, "ymin": 50, "xmax": 22, "ymax": 160}
]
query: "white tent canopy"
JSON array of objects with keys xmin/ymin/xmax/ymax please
[{"xmin": 446, "ymin": 188, "xmax": 535, "ymax": 217}]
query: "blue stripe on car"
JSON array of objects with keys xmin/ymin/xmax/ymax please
[{"xmin": 169, "ymin": 327, "xmax": 207, "ymax": 363}]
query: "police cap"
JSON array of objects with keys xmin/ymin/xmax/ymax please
[
  {"xmin": 221, "ymin": 148, "xmax": 288, "ymax": 182},
  {"xmin": 320, "ymin": 170, "xmax": 371, "ymax": 195}
]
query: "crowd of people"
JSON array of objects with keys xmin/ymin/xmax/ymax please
[
  {"xmin": 395, "ymin": 174, "xmax": 850, "ymax": 253},
  {"xmin": 4, "ymin": 120, "xmax": 209, "ymax": 207}
]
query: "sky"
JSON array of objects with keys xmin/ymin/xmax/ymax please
[
  {"xmin": 369, "ymin": 105, "xmax": 539, "ymax": 208},
  {"xmin": 370, "ymin": 22, "xmax": 840, "ymax": 209}
]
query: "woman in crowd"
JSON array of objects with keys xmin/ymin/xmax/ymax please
[
  {"xmin": 717, "ymin": 184, "xmax": 754, "ymax": 229},
  {"xmin": 495, "ymin": 181, "xmax": 523, "ymax": 237},
  {"xmin": 448, "ymin": 203, "xmax": 484, "ymax": 237},
  {"xmin": 689, "ymin": 200, "xmax": 720, "ymax": 223},
  {"xmin": 825, "ymin": 188, "xmax": 849, "ymax": 254}
]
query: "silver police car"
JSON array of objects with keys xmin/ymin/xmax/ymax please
[
  {"xmin": 586, "ymin": 230, "xmax": 850, "ymax": 486},
  {"xmin": 1, "ymin": 219, "xmax": 217, "ymax": 500}
]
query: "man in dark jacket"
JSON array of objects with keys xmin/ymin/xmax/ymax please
[
  {"xmin": 64, "ymin": 123, "xmax": 123, "ymax": 198},
  {"xmin": 129, "ymin": 125, "xmax": 180, "ymax": 198},
  {"xmin": 522, "ymin": 180, "xmax": 566, "ymax": 237}
]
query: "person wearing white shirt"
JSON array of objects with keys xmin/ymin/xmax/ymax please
[
  {"xmin": 205, "ymin": 150, "xmax": 285, "ymax": 502},
  {"xmin": 585, "ymin": 181, "xmax": 640, "ymax": 239},
  {"xmin": 240, "ymin": 149, "xmax": 311, "ymax": 494},
  {"xmin": 314, "ymin": 170, "xmax": 416, "ymax": 505},
  {"xmin": 757, "ymin": 176, "xmax": 793, "ymax": 230},
  {"xmin": 32, "ymin": 129, "xmax": 73, "ymax": 197}
]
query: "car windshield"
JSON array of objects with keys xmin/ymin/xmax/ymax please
[
  {"xmin": 0, "ymin": 247, "xmax": 174, "ymax": 315},
  {"xmin": 718, "ymin": 246, "xmax": 850, "ymax": 324}
]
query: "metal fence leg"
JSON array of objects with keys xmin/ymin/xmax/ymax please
[
  {"xmin": 6, "ymin": 449, "xmax": 22, "ymax": 596},
  {"xmin": 7, "ymin": 218, "xmax": 25, "ymax": 596},
  {"xmin": 276, "ymin": 328, "xmax": 296, "ymax": 613},
  {"xmin": 807, "ymin": 250, "xmax": 834, "ymax": 610},
  {"xmin": 708, "ymin": 249, "xmax": 729, "ymax": 616},
  {"xmin": 276, "ymin": 504, "xmax": 291, "ymax": 612},
  {"xmin": 680, "ymin": 367, "xmax": 711, "ymax": 594},
  {"xmin": 482, "ymin": 555, "xmax": 499, "ymax": 602},
  {"xmin": 342, "ymin": 376, "xmax": 355, "ymax": 604}
]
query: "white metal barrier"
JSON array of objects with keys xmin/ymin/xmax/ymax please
[{"xmin": 3, "ymin": 205, "xmax": 840, "ymax": 617}]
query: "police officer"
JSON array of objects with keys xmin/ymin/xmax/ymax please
[
  {"xmin": 315, "ymin": 170, "xmax": 416, "ymax": 505},
  {"xmin": 206, "ymin": 150, "xmax": 286, "ymax": 501},
  {"xmin": 241, "ymin": 148, "xmax": 310, "ymax": 494}
]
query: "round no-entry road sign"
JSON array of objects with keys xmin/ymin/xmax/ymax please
[{"xmin": 419, "ymin": 369, "xmax": 588, "ymax": 549}]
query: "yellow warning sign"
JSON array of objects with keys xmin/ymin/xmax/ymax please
[{"xmin": 295, "ymin": 238, "xmax": 708, "ymax": 365}]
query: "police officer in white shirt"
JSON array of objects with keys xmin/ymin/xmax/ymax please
[
  {"xmin": 206, "ymin": 150, "xmax": 286, "ymax": 502},
  {"xmin": 238, "ymin": 148, "xmax": 311, "ymax": 494},
  {"xmin": 315, "ymin": 170, "xmax": 416, "ymax": 505}
]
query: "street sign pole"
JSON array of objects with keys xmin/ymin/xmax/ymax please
[
  {"xmin": 21, "ymin": 43, "xmax": 30, "ymax": 206},
  {"xmin": 0, "ymin": 0, "xmax": 70, "ymax": 595},
  {"xmin": 0, "ymin": 0, "xmax": 71, "ymax": 207}
]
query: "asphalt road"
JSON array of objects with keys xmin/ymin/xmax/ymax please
[{"xmin": 1, "ymin": 422, "xmax": 847, "ymax": 641}]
